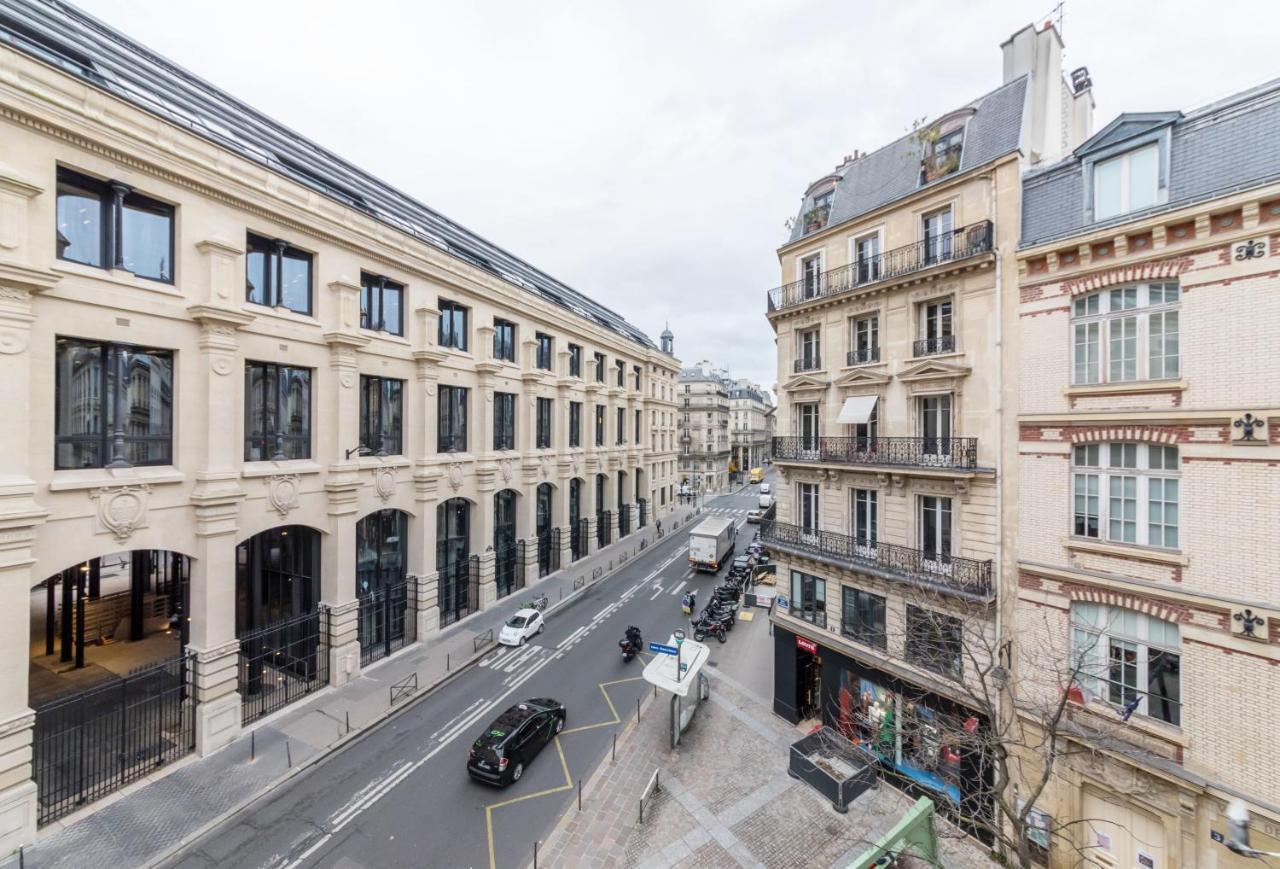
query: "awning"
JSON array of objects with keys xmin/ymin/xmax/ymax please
[{"xmin": 837, "ymin": 394, "xmax": 878, "ymax": 425}]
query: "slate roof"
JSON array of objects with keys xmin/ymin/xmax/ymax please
[
  {"xmin": 1022, "ymin": 78, "xmax": 1280, "ymax": 247},
  {"xmin": 0, "ymin": 0, "xmax": 657, "ymax": 349},
  {"xmin": 785, "ymin": 75, "xmax": 1028, "ymax": 246}
]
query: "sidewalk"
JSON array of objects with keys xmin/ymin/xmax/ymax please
[
  {"xmin": 15, "ymin": 506, "xmax": 699, "ymax": 869},
  {"xmin": 538, "ymin": 665, "xmax": 997, "ymax": 869}
]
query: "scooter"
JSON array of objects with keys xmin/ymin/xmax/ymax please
[
  {"xmin": 693, "ymin": 619, "xmax": 728, "ymax": 643},
  {"xmin": 619, "ymin": 626, "xmax": 643, "ymax": 663}
]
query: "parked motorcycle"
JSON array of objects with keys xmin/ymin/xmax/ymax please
[
  {"xmin": 693, "ymin": 619, "xmax": 728, "ymax": 643},
  {"xmin": 619, "ymin": 625, "xmax": 643, "ymax": 663}
]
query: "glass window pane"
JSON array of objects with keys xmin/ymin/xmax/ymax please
[
  {"xmin": 280, "ymin": 251, "xmax": 311, "ymax": 314},
  {"xmin": 122, "ymin": 349, "xmax": 173, "ymax": 465},
  {"xmin": 1128, "ymin": 145, "xmax": 1158, "ymax": 212},
  {"xmin": 280, "ymin": 367, "xmax": 311, "ymax": 459},
  {"xmin": 1094, "ymin": 157, "xmax": 1123, "ymax": 219},
  {"xmin": 56, "ymin": 180, "xmax": 104, "ymax": 267},
  {"xmin": 1147, "ymin": 650, "xmax": 1180, "ymax": 725},
  {"xmin": 247, "ymin": 247, "xmax": 268, "ymax": 305},
  {"xmin": 121, "ymin": 198, "xmax": 173, "ymax": 282},
  {"xmin": 55, "ymin": 338, "xmax": 104, "ymax": 468}
]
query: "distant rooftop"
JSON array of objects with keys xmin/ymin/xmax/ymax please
[{"xmin": 0, "ymin": 0, "xmax": 657, "ymax": 349}]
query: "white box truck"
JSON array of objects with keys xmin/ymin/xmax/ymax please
[{"xmin": 688, "ymin": 516, "xmax": 736, "ymax": 572}]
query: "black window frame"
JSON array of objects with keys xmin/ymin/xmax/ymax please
[
  {"xmin": 437, "ymin": 385, "xmax": 469, "ymax": 453},
  {"xmin": 55, "ymin": 166, "xmax": 175, "ymax": 284},
  {"xmin": 594, "ymin": 352, "xmax": 607, "ymax": 382},
  {"xmin": 54, "ymin": 336, "xmax": 174, "ymax": 469},
  {"xmin": 568, "ymin": 344, "xmax": 583, "ymax": 378},
  {"xmin": 244, "ymin": 360, "xmax": 313, "ymax": 461},
  {"xmin": 634, "ymin": 409, "xmax": 642, "ymax": 445},
  {"xmin": 841, "ymin": 586, "xmax": 886, "ymax": 649},
  {"xmin": 493, "ymin": 319, "xmax": 517, "ymax": 362},
  {"xmin": 493, "ymin": 392, "xmax": 516, "ymax": 451},
  {"xmin": 615, "ymin": 360, "xmax": 625, "ymax": 387},
  {"xmin": 616, "ymin": 407, "xmax": 625, "ymax": 445},
  {"xmin": 633, "ymin": 365, "xmax": 641, "ymax": 391},
  {"xmin": 569, "ymin": 401, "xmax": 582, "ymax": 448},
  {"xmin": 359, "ymin": 271, "xmax": 405, "ymax": 336},
  {"xmin": 595, "ymin": 404, "xmax": 606, "ymax": 446},
  {"xmin": 536, "ymin": 397, "xmax": 553, "ymax": 449},
  {"xmin": 905, "ymin": 605, "xmax": 964, "ymax": 679},
  {"xmin": 246, "ymin": 232, "xmax": 314, "ymax": 316},
  {"xmin": 359, "ymin": 375, "xmax": 404, "ymax": 456},
  {"xmin": 438, "ymin": 299, "xmax": 469, "ymax": 351},
  {"xmin": 536, "ymin": 332, "xmax": 554, "ymax": 371}
]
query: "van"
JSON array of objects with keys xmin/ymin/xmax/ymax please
[
  {"xmin": 748, "ymin": 468, "xmax": 764, "ymax": 484},
  {"xmin": 759, "ymin": 483, "xmax": 771, "ymax": 495},
  {"xmin": 758, "ymin": 494, "xmax": 773, "ymax": 510}
]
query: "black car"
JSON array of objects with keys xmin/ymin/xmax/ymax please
[{"xmin": 467, "ymin": 698, "xmax": 566, "ymax": 786}]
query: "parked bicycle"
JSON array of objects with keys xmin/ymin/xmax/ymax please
[{"xmin": 527, "ymin": 594, "xmax": 549, "ymax": 612}]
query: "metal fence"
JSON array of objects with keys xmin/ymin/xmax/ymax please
[
  {"xmin": 597, "ymin": 511, "xmax": 612, "ymax": 547},
  {"xmin": 439, "ymin": 555, "xmax": 480, "ymax": 628},
  {"xmin": 538, "ymin": 529, "xmax": 560, "ymax": 577},
  {"xmin": 638, "ymin": 498, "xmax": 649, "ymax": 528},
  {"xmin": 771, "ymin": 436, "xmax": 979, "ymax": 470},
  {"xmin": 239, "ymin": 609, "xmax": 328, "ymax": 725},
  {"xmin": 618, "ymin": 505, "xmax": 631, "ymax": 538},
  {"xmin": 572, "ymin": 518, "xmax": 589, "ymax": 562},
  {"xmin": 496, "ymin": 541, "xmax": 521, "ymax": 599},
  {"xmin": 358, "ymin": 577, "xmax": 415, "ymax": 667},
  {"xmin": 33, "ymin": 652, "xmax": 195, "ymax": 826}
]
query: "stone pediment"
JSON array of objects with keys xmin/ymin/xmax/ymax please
[
  {"xmin": 781, "ymin": 372, "xmax": 830, "ymax": 394},
  {"xmin": 898, "ymin": 357, "xmax": 971, "ymax": 385},
  {"xmin": 833, "ymin": 365, "xmax": 890, "ymax": 388}
]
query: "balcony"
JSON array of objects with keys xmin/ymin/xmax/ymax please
[
  {"xmin": 768, "ymin": 220, "xmax": 993, "ymax": 313},
  {"xmin": 913, "ymin": 335, "xmax": 956, "ymax": 357},
  {"xmin": 761, "ymin": 519, "xmax": 993, "ymax": 601},
  {"xmin": 793, "ymin": 355, "xmax": 822, "ymax": 374},
  {"xmin": 772, "ymin": 436, "xmax": 979, "ymax": 471},
  {"xmin": 846, "ymin": 347, "xmax": 880, "ymax": 366}
]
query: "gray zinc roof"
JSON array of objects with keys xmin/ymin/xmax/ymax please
[
  {"xmin": 1022, "ymin": 78, "xmax": 1280, "ymax": 247},
  {"xmin": 785, "ymin": 75, "xmax": 1028, "ymax": 246},
  {"xmin": 0, "ymin": 0, "xmax": 657, "ymax": 349}
]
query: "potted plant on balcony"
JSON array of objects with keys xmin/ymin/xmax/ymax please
[{"xmin": 803, "ymin": 207, "xmax": 828, "ymax": 234}]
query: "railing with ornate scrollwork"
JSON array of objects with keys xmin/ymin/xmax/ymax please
[
  {"xmin": 771, "ymin": 436, "xmax": 978, "ymax": 470},
  {"xmin": 913, "ymin": 335, "xmax": 957, "ymax": 357},
  {"xmin": 760, "ymin": 519, "xmax": 993, "ymax": 600},
  {"xmin": 847, "ymin": 347, "xmax": 879, "ymax": 366},
  {"xmin": 767, "ymin": 220, "xmax": 993, "ymax": 313}
]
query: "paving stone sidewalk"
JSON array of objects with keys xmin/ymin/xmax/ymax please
[
  {"xmin": 539, "ymin": 666, "xmax": 998, "ymax": 869},
  {"xmin": 11, "ymin": 507, "xmax": 698, "ymax": 869}
]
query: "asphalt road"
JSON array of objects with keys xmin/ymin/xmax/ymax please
[{"xmin": 161, "ymin": 481, "xmax": 769, "ymax": 869}]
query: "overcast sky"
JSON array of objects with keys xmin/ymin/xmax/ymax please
[{"xmin": 76, "ymin": 0, "xmax": 1277, "ymax": 391}]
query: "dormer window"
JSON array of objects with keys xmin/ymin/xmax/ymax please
[
  {"xmin": 1094, "ymin": 144, "xmax": 1158, "ymax": 220},
  {"xmin": 803, "ymin": 185, "xmax": 836, "ymax": 234},
  {"xmin": 920, "ymin": 120, "xmax": 966, "ymax": 184}
]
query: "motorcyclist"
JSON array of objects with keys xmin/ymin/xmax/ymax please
[{"xmin": 620, "ymin": 625, "xmax": 642, "ymax": 653}]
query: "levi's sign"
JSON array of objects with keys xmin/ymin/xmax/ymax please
[
  {"xmin": 649, "ymin": 642, "xmax": 679, "ymax": 656},
  {"xmin": 795, "ymin": 636, "xmax": 818, "ymax": 654}
]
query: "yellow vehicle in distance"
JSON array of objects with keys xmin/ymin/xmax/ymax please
[{"xmin": 748, "ymin": 468, "xmax": 764, "ymax": 484}]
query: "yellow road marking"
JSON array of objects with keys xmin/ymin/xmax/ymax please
[
  {"xmin": 738, "ymin": 610, "xmax": 754, "ymax": 621},
  {"xmin": 484, "ymin": 676, "xmax": 646, "ymax": 869}
]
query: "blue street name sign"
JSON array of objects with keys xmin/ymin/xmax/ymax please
[{"xmin": 649, "ymin": 642, "xmax": 679, "ymax": 656}]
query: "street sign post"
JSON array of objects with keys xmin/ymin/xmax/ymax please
[
  {"xmin": 673, "ymin": 629, "xmax": 685, "ymax": 682},
  {"xmin": 648, "ymin": 642, "xmax": 678, "ymax": 656}
]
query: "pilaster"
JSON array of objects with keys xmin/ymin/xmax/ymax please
[{"xmin": 187, "ymin": 498, "xmax": 243, "ymax": 756}]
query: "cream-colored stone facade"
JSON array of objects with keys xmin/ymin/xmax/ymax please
[
  {"xmin": 1016, "ymin": 180, "xmax": 1280, "ymax": 868},
  {"xmin": 729, "ymin": 378, "xmax": 772, "ymax": 475},
  {"xmin": 0, "ymin": 38, "xmax": 678, "ymax": 850},
  {"xmin": 677, "ymin": 362, "xmax": 731, "ymax": 493}
]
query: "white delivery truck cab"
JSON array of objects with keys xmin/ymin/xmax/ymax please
[{"xmin": 688, "ymin": 517, "xmax": 737, "ymax": 572}]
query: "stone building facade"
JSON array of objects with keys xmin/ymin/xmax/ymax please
[
  {"xmin": 729, "ymin": 378, "xmax": 774, "ymax": 476},
  {"xmin": 677, "ymin": 361, "xmax": 732, "ymax": 493},
  {"xmin": 1015, "ymin": 78, "xmax": 1280, "ymax": 868},
  {"xmin": 0, "ymin": 1, "xmax": 677, "ymax": 848}
]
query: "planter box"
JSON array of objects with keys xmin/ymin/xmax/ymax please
[{"xmin": 788, "ymin": 727, "xmax": 876, "ymax": 813}]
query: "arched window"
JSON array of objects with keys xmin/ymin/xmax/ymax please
[
  {"xmin": 494, "ymin": 491, "xmax": 518, "ymax": 597},
  {"xmin": 437, "ymin": 498, "xmax": 474, "ymax": 626},
  {"xmin": 1071, "ymin": 602, "xmax": 1180, "ymax": 726}
]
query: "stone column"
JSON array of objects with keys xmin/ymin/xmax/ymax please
[
  {"xmin": 476, "ymin": 469, "xmax": 498, "ymax": 609},
  {"xmin": 554, "ymin": 460, "xmax": 573, "ymax": 568},
  {"xmin": 411, "ymin": 317, "xmax": 446, "ymax": 636}
]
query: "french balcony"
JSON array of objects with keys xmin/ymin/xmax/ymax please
[
  {"xmin": 771, "ymin": 436, "xmax": 979, "ymax": 471},
  {"xmin": 767, "ymin": 220, "xmax": 993, "ymax": 313},
  {"xmin": 912, "ymin": 335, "xmax": 956, "ymax": 357},
  {"xmin": 793, "ymin": 355, "xmax": 822, "ymax": 373},
  {"xmin": 761, "ymin": 519, "xmax": 994, "ymax": 602},
  {"xmin": 846, "ymin": 347, "xmax": 880, "ymax": 366}
]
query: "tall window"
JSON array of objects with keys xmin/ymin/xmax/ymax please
[
  {"xmin": 633, "ymin": 365, "xmax": 642, "ymax": 390},
  {"xmin": 569, "ymin": 401, "xmax": 582, "ymax": 448},
  {"xmin": 922, "ymin": 208, "xmax": 953, "ymax": 264},
  {"xmin": 842, "ymin": 587, "xmax": 886, "ymax": 649},
  {"xmin": 1094, "ymin": 144, "xmax": 1158, "ymax": 220},
  {"xmin": 56, "ymin": 167, "xmax": 174, "ymax": 283},
  {"xmin": 55, "ymin": 338, "xmax": 173, "ymax": 469},
  {"xmin": 1072, "ymin": 442, "xmax": 1179, "ymax": 548},
  {"xmin": 919, "ymin": 496, "xmax": 952, "ymax": 562},
  {"xmin": 635, "ymin": 409, "xmax": 642, "ymax": 446},
  {"xmin": 851, "ymin": 315, "xmax": 878, "ymax": 364},
  {"xmin": 1071, "ymin": 603, "xmax": 1180, "ymax": 725},
  {"xmin": 800, "ymin": 253, "xmax": 823, "ymax": 299},
  {"xmin": 437, "ymin": 385, "xmax": 468, "ymax": 453},
  {"xmin": 536, "ymin": 332, "xmax": 554, "ymax": 370},
  {"xmin": 359, "ymin": 376, "xmax": 403, "ymax": 455},
  {"xmin": 494, "ymin": 392, "xmax": 516, "ymax": 450},
  {"xmin": 595, "ymin": 404, "xmax": 606, "ymax": 446},
  {"xmin": 918, "ymin": 298, "xmax": 954, "ymax": 355},
  {"xmin": 797, "ymin": 403, "xmax": 819, "ymax": 452},
  {"xmin": 616, "ymin": 407, "xmax": 625, "ymax": 444},
  {"xmin": 906, "ymin": 605, "xmax": 963, "ymax": 678},
  {"xmin": 798, "ymin": 482, "xmax": 820, "ymax": 534},
  {"xmin": 536, "ymin": 398, "xmax": 553, "ymax": 448},
  {"xmin": 615, "ymin": 360, "xmax": 626, "ymax": 387},
  {"xmin": 789, "ymin": 570, "xmax": 826, "ymax": 626},
  {"xmin": 852, "ymin": 404, "xmax": 877, "ymax": 448},
  {"xmin": 854, "ymin": 233, "xmax": 880, "ymax": 283},
  {"xmin": 493, "ymin": 319, "xmax": 516, "ymax": 362},
  {"xmin": 918, "ymin": 394, "xmax": 952, "ymax": 456},
  {"xmin": 245, "ymin": 361, "xmax": 311, "ymax": 461},
  {"xmin": 1071, "ymin": 282, "xmax": 1180, "ymax": 385},
  {"xmin": 852, "ymin": 489, "xmax": 877, "ymax": 546},
  {"xmin": 359, "ymin": 273, "xmax": 404, "ymax": 336},
  {"xmin": 796, "ymin": 328, "xmax": 820, "ymax": 370},
  {"xmin": 568, "ymin": 344, "xmax": 583, "ymax": 377},
  {"xmin": 247, "ymin": 233, "xmax": 313, "ymax": 315},
  {"xmin": 438, "ymin": 300, "xmax": 468, "ymax": 351},
  {"xmin": 594, "ymin": 352, "xmax": 607, "ymax": 382}
]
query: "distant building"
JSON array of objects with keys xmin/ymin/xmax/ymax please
[
  {"xmin": 677, "ymin": 361, "xmax": 733, "ymax": 492},
  {"xmin": 729, "ymin": 378, "xmax": 774, "ymax": 475}
]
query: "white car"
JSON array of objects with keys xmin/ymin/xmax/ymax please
[
  {"xmin": 499, "ymin": 609, "xmax": 544, "ymax": 646},
  {"xmin": 759, "ymin": 483, "xmax": 771, "ymax": 495}
]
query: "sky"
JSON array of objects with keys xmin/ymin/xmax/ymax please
[{"xmin": 74, "ymin": 0, "xmax": 1279, "ymax": 392}]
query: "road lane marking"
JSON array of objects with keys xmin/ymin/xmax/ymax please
[
  {"xmin": 669, "ymin": 580, "xmax": 687, "ymax": 596},
  {"xmin": 556, "ymin": 626, "xmax": 587, "ymax": 648},
  {"xmin": 428, "ymin": 698, "xmax": 487, "ymax": 739},
  {"xmin": 648, "ymin": 588, "xmax": 663, "ymax": 600},
  {"xmin": 501, "ymin": 646, "xmax": 538, "ymax": 673}
]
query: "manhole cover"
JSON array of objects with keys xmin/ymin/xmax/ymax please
[{"xmin": 708, "ymin": 659, "xmax": 719, "ymax": 666}]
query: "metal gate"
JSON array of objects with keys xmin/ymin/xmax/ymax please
[
  {"xmin": 538, "ymin": 530, "xmax": 560, "ymax": 578},
  {"xmin": 358, "ymin": 578, "xmax": 414, "ymax": 667},
  {"xmin": 598, "ymin": 511, "xmax": 612, "ymax": 547},
  {"xmin": 239, "ymin": 610, "xmax": 327, "ymax": 725},
  {"xmin": 439, "ymin": 555, "xmax": 480, "ymax": 628},
  {"xmin": 32, "ymin": 652, "xmax": 194, "ymax": 826},
  {"xmin": 495, "ymin": 541, "xmax": 521, "ymax": 600},
  {"xmin": 572, "ymin": 518, "xmax": 589, "ymax": 562},
  {"xmin": 619, "ymin": 505, "xmax": 631, "ymax": 537},
  {"xmin": 639, "ymin": 498, "xmax": 649, "ymax": 528}
]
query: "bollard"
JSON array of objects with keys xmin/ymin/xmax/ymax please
[
  {"xmin": 447, "ymin": 652, "xmax": 451, "ymax": 671},
  {"xmin": 636, "ymin": 697, "xmax": 641, "ymax": 723},
  {"xmin": 533, "ymin": 840, "xmax": 539, "ymax": 869},
  {"xmin": 286, "ymin": 738, "xmax": 292, "ymax": 767},
  {"xmin": 346, "ymin": 710, "xmax": 351, "ymax": 734},
  {"xmin": 578, "ymin": 779, "xmax": 582, "ymax": 811},
  {"xmin": 251, "ymin": 730, "xmax": 256, "ymax": 761},
  {"xmin": 612, "ymin": 732, "xmax": 616, "ymax": 762},
  {"xmin": 560, "ymin": 587, "xmax": 563, "ymax": 601},
  {"xmin": 19, "ymin": 845, "xmax": 23, "ymax": 869}
]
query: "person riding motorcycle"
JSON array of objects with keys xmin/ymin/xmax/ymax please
[{"xmin": 619, "ymin": 625, "xmax": 643, "ymax": 656}]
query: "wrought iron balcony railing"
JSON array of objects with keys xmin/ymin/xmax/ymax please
[
  {"xmin": 761, "ymin": 519, "xmax": 993, "ymax": 600},
  {"xmin": 768, "ymin": 220, "xmax": 993, "ymax": 313},
  {"xmin": 847, "ymin": 347, "xmax": 879, "ymax": 366},
  {"xmin": 793, "ymin": 355, "xmax": 822, "ymax": 373},
  {"xmin": 913, "ymin": 335, "xmax": 956, "ymax": 357},
  {"xmin": 772, "ymin": 436, "xmax": 978, "ymax": 470}
]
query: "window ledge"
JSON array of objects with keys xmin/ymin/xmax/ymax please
[
  {"xmin": 1065, "ymin": 379, "xmax": 1187, "ymax": 398},
  {"xmin": 356, "ymin": 455, "xmax": 412, "ymax": 470},
  {"xmin": 51, "ymin": 261, "xmax": 183, "ymax": 297},
  {"xmin": 1062, "ymin": 536, "xmax": 1188, "ymax": 566},
  {"xmin": 358, "ymin": 328, "xmax": 410, "ymax": 346},
  {"xmin": 49, "ymin": 466, "xmax": 185, "ymax": 492},
  {"xmin": 241, "ymin": 460, "xmax": 324, "ymax": 479},
  {"xmin": 244, "ymin": 302, "xmax": 322, "ymax": 328},
  {"xmin": 1073, "ymin": 698, "xmax": 1186, "ymax": 746}
]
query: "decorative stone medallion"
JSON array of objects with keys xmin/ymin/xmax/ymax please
[
  {"xmin": 447, "ymin": 462, "xmax": 464, "ymax": 492},
  {"xmin": 499, "ymin": 458, "xmax": 514, "ymax": 484},
  {"xmin": 374, "ymin": 466, "xmax": 396, "ymax": 502},
  {"xmin": 91, "ymin": 484, "xmax": 152, "ymax": 542},
  {"xmin": 266, "ymin": 474, "xmax": 301, "ymax": 517}
]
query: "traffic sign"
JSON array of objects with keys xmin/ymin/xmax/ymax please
[
  {"xmin": 673, "ymin": 629, "xmax": 685, "ymax": 646},
  {"xmin": 649, "ymin": 642, "xmax": 679, "ymax": 656}
]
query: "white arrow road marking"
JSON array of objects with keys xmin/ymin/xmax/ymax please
[{"xmin": 669, "ymin": 580, "xmax": 687, "ymax": 596}]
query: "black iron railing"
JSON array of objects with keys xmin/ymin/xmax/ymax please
[
  {"xmin": 761, "ymin": 519, "xmax": 993, "ymax": 599},
  {"xmin": 638, "ymin": 498, "xmax": 649, "ymax": 528},
  {"xmin": 793, "ymin": 355, "xmax": 822, "ymax": 373},
  {"xmin": 772, "ymin": 436, "xmax": 978, "ymax": 470},
  {"xmin": 913, "ymin": 335, "xmax": 957, "ymax": 357},
  {"xmin": 537, "ymin": 530, "xmax": 559, "ymax": 577},
  {"xmin": 33, "ymin": 652, "xmax": 195, "ymax": 826},
  {"xmin": 768, "ymin": 221, "xmax": 993, "ymax": 312},
  {"xmin": 495, "ymin": 541, "xmax": 521, "ymax": 599},
  {"xmin": 358, "ymin": 577, "xmax": 414, "ymax": 666},
  {"xmin": 239, "ymin": 609, "xmax": 327, "ymax": 725},
  {"xmin": 847, "ymin": 347, "xmax": 879, "ymax": 366},
  {"xmin": 619, "ymin": 505, "xmax": 631, "ymax": 538},
  {"xmin": 439, "ymin": 555, "xmax": 480, "ymax": 628},
  {"xmin": 597, "ymin": 511, "xmax": 612, "ymax": 547},
  {"xmin": 572, "ymin": 517, "xmax": 589, "ymax": 561}
]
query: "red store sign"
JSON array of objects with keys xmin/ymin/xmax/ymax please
[{"xmin": 795, "ymin": 636, "xmax": 818, "ymax": 654}]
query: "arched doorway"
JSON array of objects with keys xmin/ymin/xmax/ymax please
[
  {"xmin": 568, "ymin": 478, "xmax": 585, "ymax": 562},
  {"xmin": 616, "ymin": 470, "xmax": 630, "ymax": 537},
  {"xmin": 595, "ymin": 473, "xmax": 610, "ymax": 547},
  {"xmin": 437, "ymin": 498, "xmax": 476, "ymax": 627},
  {"xmin": 236, "ymin": 525, "xmax": 323, "ymax": 724},
  {"xmin": 536, "ymin": 483, "xmax": 556, "ymax": 577},
  {"xmin": 494, "ymin": 490, "xmax": 520, "ymax": 599},
  {"xmin": 356, "ymin": 509, "xmax": 409, "ymax": 665}
]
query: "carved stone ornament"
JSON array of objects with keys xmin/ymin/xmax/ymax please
[
  {"xmin": 570, "ymin": 456, "xmax": 580, "ymax": 478},
  {"xmin": 0, "ymin": 328, "xmax": 26, "ymax": 355},
  {"xmin": 540, "ymin": 455, "xmax": 552, "ymax": 480},
  {"xmin": 1232, "ymin": 608, "xmax": 1267, "ymax": 641},
  {"xmin": 266, "ymin": 474, "xmax": 301, "ymax": 518},
  {"xmin": 91, "ymin": 484, "xmax": 152, "ymax": 542},
  {"xmin": 211, "ymin": 356, "xmax": 233, "ymax": 376},
  {"xmin": 374, "ymin": 466, "xmax": 396, "ymax": 502},
  {"xmin": 499, "ymin": 458, "xmax": 514, "ymax": 484},
  {"xmin": 447, "ymin": 462, "xmax": 464, "ymax": 492},
  {"xmin": 1231, "ymin": 413, "xmax": 1267, "ymax": 444}
]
